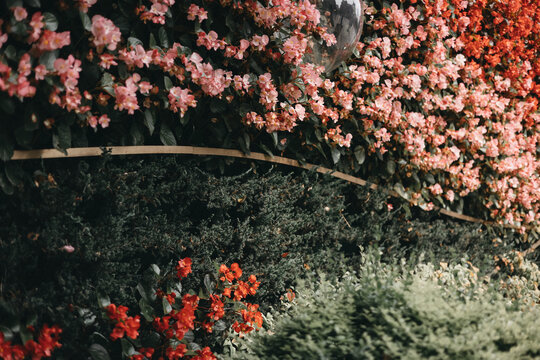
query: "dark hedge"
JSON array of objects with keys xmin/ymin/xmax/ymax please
[{"xmin": 0, "ymin": 155, "xmax": 524, "ymax": 357}]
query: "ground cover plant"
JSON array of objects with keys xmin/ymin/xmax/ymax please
[
  {"xmin": 0, "ymin": 155, "xmax": 530, "ymax": 358},
  {"xmin": 225, "ymin": 252, "xmax": 540, "ymax": 359}
]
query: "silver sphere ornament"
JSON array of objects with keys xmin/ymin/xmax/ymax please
[{"xmin": 304, "ymin": 0, "xmax": 364, "ymax": 72}]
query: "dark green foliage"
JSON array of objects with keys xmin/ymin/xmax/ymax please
[
  {"xmin": 0, "ymin": 156, "xmax": 523, "ymax": 356},
  {"xmin": 232, "ymin": 259, "xmax": 540, "ymax": 360}
]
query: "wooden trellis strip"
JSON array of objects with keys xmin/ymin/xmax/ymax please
[{"xmin": 11, "ymin": 146, "xmax": 537, "ymax": 239}]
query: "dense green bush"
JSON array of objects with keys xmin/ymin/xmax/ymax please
[
  {"xmin": 228, "ymin": 253, "xmax": 540, "ymax": 359},
  {"xmin": 0, "ymin": 156, "xmax": 526, "ymax": 357}
]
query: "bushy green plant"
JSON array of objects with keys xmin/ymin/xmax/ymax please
[
  {"xmin": 228, "ymin": 253, "xmax": 540, "ymax": 359},
  {"xmin": 0, "ymin": 156, "xmax": 527, "ymax": 357}
]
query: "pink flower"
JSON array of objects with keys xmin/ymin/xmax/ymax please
[
  {"xmin": 114, "ymin": 75, "xmax": 140, "ymax": 114},
  {"xmin": 235, "ymin": 39, "xmax": 250, "ymax": 60},
  {"xmin": 282, "ymin": 34, "xmax": 307, "ymax": 65},
  {"xmin": 428, "ymin": 184, "xmax": 443, "ymax": 195},
  {"xmin": 88, "ymin": 115, "xmax": 98, "ymax": 128},
  {"xmin": 138, "ymin": 81, "xmax": 152, "ymax": 94},
  {"xmin": 91, "ymin": 15, "xmax": 122, "ymax": 51},
  {"xmin": 98, "ymin": 114, "xmax": 110, "ymax": 128},
  {"xmin": 18, "ymin": 53, "xmax": 32, "ymax": 77},
  {"xmin": 35, "ymin": 30, "xmax": 71, "ymax": 52},
  {"xmin": 0, "ymin": 31, "xmax": 7, "ymax": 49},
  {"xmin": 168, "ymin": 87, "xmax": 197, "ymax": 117},
  {"xmin": 34, "ymin": 64, "xmax": 47, "ymax": 80},
  {"xmin": 250, "ymin": 35, "xmax": 269, "ymax": 51},
  {"xmin": 28, "ymin": 12, "xmax": 44, "ymax": 43},
  {"xmin": 61, "ymin": 245, "xmax": 75, "ymax": 253},
  {"xmin": 99, "ymin": 54, "xmax": 117, "ymax": 69},
  {"xmin": 187, "ymin": 4, "xmax": 208, "ymax": 23},
  {"xmin": 196, "ymin": 30, "xmax": 226, "ymax": 51},
  {"xmin": 12, "ymin": 7, "xmax": 28, "ymax": 21}
]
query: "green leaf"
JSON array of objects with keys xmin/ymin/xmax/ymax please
[
  {"xmin": 386, "ymin": 160, "xmax": 396, "ymax": 175},
  {"xmin": 259, "ymin": 143, "xmax": 274, "ymax": 158},
  {"xmin": 4, "ymin": 45, "xmax": 17, "ymax": 61},
  {"xmin": 163, "ymin": 76, "xmax": 173, "ymax": 91},
  {"xmin": 42, "ymin": 12, "xmax": 58, "ymax": 31},
  {"xmin": 130, "ymin": 123, "xmax": 144, "ymax": 145},
  {"xmin": 97, "ymin": 294, "xmax": 110, "ymax": 308},
  {"xmin": 159, "ymin": 123, "xmax": 176, "ymax": 145},
  {"xmin": 204, "ymin": 274, "xmax": 213, "ymax": 294},
  {"xmin": 213, "ymin": 320, "xmax": 227, "ymax": 332},
  {"xmin": 39, "ymin": 50, "xmax": 58, "ymax": 71},
  {"xmin": 158, "ymin": 27, "xmax": 169, "ymax": 48},
  {"xmin": 149, "ymin": 264, "xmax": 160, "ymax": 276},
  {"xmin": 394, "ymin": 183, "xmax": 409, "ymax": 200},
  {"xmin": 80, "ymin": 11, "xmax": 92, "ymax": 31},
  {"xmin": 136, "ymin": 283, "xmax": 149, "ymax": 302},
  {"xmin": 238, "ymin": 133, "xmax": 251, "ymax": 155},
  {"xmin": 0, "ymin": 172, "xmax": 14, "ymax": 195},
  {"xmin": 149, "ymin": 33, "xmax": 157, "ymax": 48},
  {"xmin": 127, "ymin": 37, "xmax": 143, "ymax": 48},
  {"xmin": 139, "ymin": 298, "xmax": 155, "ymax": 322},
  {"xmin": 88, "ymin": 344, "xmax": 111, "ymax": 360},
  {"xmin": 58, "ymin": 123, "xmax": 72, "ymax": 149},
  {"xmin": 121, "ymin": 338, "xmax": 136, "ymax": 356},
  {"xmin": 6, "ymin": 0, "xmax": 23, "ymax": 7},
  {"xmin": 4, "ymin": 163, "xmax": 23, "ymax": 186},
  {"xmin": 24, "ymin": 0, "xmax": 41, "ymax": 7},
  {"xmin": 330, "ymin": 147, "xmax": 340, "ymax": 164},
  {"xmin": 354, "ymin": 146, "xmax": 365, "ymax": 165},
  {"xmin": 101, "ymin": 73, "xmax": 114, "ymax": 87},
  {"xmin": 144, "ymin": 109, "xmax": 155, "ymax": 135},
  {"xmin": 19, "ymin": 326, "xmax": 32, "ymax": 344},
  {"xmin": 0, "ymin": 133, "xmax": 14, "ymax": 161},
  {"xmin": 162, "ymin": 297, "xmax": 172, "ymax": 314}
]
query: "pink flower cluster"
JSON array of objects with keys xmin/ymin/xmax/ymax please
[
  {"xmin": 138, "ymin": 0, "xmax": 176, "ymax": 25},
  {"xmin": 91, "ymin": 15, "xmax": 122, "ymax": 51},
  {"xmin": 185, "ymin": 53, "xmax": 232, "ymax": 97},
  {"xmin": 168, "ymin": 87, "xmax": 197, "ymax": 117},
  {"xmin": 114, "ymin": 74, "xmax": 141, "ymax": 114},
  {"xmin": 187, "ymin": 4, "xmax": 208, "ymax": 23}
]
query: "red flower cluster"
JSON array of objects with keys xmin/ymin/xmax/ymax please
[
  {"xmin": 176, "ymin": 257, "xmax": 193, "ymax": 279},
  {"xmin": 106, "ymin": 304, "xmax": 141, "ymax": 341},
  {"xmin": 207, "ymin": 295, "xmax": 225, "ymax": 321},
  {"xmin": 106, "ymin": 259, "xmax": 262, "ymax": 359},
  {"xmin": 219, "ymin": 263, "xmax": 242, "ymax": 282},
  {"xmin": 233, "ymin": 303, "xmax": 264, "ymax": 334},
  {"xmin": 221, "ymin": 271, "xmax": 261, "ymax": 302},
  {"xmin": 0, "ymin": 324, "xmax": 62, "ymax": 360}
]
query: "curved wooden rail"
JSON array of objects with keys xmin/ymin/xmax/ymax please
[{"xmin": 11, "ymin": 145, "xmax": 539, "ymax": 254}]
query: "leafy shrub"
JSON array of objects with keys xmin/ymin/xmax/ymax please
[
  {"xmin": 229, "ymin": 253, "xmax": 540, "ymax": 359},
  {"xmin": 0, "ymin": 156, "xmax": 525, "ymax": 357}
]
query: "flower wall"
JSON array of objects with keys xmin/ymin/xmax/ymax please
[{"xmin": 0, "ymin": 0, "xmax": 538, "ymax": 227}]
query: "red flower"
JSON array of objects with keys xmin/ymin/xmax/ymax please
[
  {"xmin": 107, "ymin": 304, "xmax": 140, "ymax": 340},
  {"xmin": 207, "ymin": 295, "xmax": 225, "ymax": 320},
  {"xmin": 166, "ymin": 343, "xmax": 186, "ymax": 359},
  {"xmin": 176, "ymin": 258, "xmax": 192, "ymax": 279},
  {"xmin": 219, "ymin": 263, "xmax": 242, "ymax": 282},
  {"xmin": 192, "ymin": 346, "xmax": 216, "ymax": 360}
]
